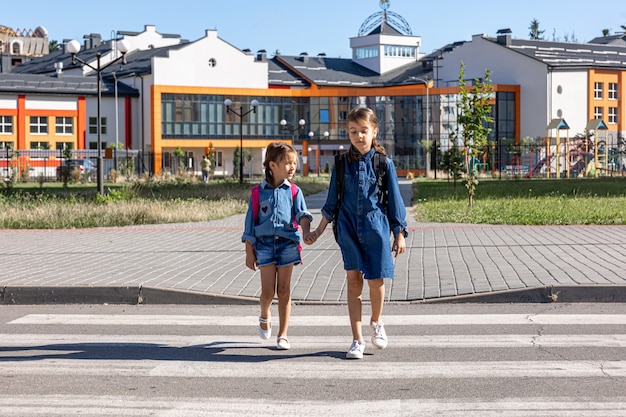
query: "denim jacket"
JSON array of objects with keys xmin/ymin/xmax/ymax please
[
  {"xmin": 242, "ymin": 179, "xmax": 313, "ymax": 246},
  {"xmin": 321, "ymin": 148, "xmax": 407, "ymax": 239}
]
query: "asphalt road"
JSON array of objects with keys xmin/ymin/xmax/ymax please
[{"xmin": 2, "ymin": 302, "xmax": 626, "ymax": 416}]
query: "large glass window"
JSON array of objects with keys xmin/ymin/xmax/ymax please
[{"xmin": 594, "ymin": 106, "xmax": 603, "ymax": 119}]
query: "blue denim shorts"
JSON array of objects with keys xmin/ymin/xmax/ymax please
[{"xmin": 256, "ymin": 236, "xmax": 302, "ymax": 267}]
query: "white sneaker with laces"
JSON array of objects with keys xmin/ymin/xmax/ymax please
[
  {"xmin": 346, "ymin": 340, "xmax": 365, "ymax": 359},
  {"xmin": 370, "ymin": 321, "xmax": 388, "ymax": 349}
]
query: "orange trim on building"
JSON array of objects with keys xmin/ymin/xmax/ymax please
[
  {"xmin": 17, "ymin": 95, "xmax": 26, "ymax": 149},
  {"xmin": 77, "ymin": 97, "xmax": 86, "ymax": 149}
]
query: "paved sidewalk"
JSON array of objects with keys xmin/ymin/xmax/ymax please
[{"xmin": 2, "ymin": 180, "xmax": 626, "ymax": 304}]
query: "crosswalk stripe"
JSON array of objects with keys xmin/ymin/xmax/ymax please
[
  {"xmin": 1, "ymin": 396, "xmax": 626, "ymax": 417},
  {"xmin": 3, "ymin": 333, "xmax": 626, "ymax": 348},
  {"xmin": 3, "ymin": 359, "xmax": 626, "ymax": 379},
  {"xmin": 9, "ymin": 313, "xmax": 626, "ymax": 326}
]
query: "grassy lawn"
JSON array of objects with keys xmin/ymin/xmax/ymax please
[
  {"xmin": 3, "ymin": 176, "xmax": 626, "ymax": 229},
  {"xmin": 0, "ymin": 176, "xmax": 329, "ymax": 229},
  {"xmin": 413, "ymin": 177, "xmax": 626, "ymax": 225}
]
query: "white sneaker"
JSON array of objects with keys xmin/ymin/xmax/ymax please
[
  {"xmin": 346, "ymin": 340, "xmax": 365, "ymax": 359},
  {"xmin": 370, "ymin": 321, "xmax": 388, "ymax": 349}
]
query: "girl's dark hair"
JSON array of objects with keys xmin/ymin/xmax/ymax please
[
  {"xmin": 263, "ymin": 141, "xmax": 298, "ymax": 183},
  {"xmin": 346, "ymin": 107, "xmax": 386, "ymax": 162}
]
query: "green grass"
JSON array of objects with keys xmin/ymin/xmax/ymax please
[
  {"xmin": 413, "ymin": 177, "xmax": 626, "ymax": 225},
  {"xmin": 0, "ymin": 176, "xmax": 329, "ymax": 229}
]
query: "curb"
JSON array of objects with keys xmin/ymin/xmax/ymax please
[
  {"xmin": 1, "ymin": 286, "xmax": 258, "ymax": 306},
  {"xmin": 3, "ymin": 285, "xmax": 626, "ymax": 305}
]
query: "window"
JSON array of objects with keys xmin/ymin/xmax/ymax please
[
  {"xmin": 320, "ymin": 109, "xmax": 329, "ymax": 123},
  {"xmin": 609, "ymin": 83, "xmax": 618, "ymax": 100},
  {"xmin": 29, "ymin": 116, "xmax": 48, "ymax": 134},
  {"xmin": 0, "ymin": 141, "xmax": 14, "ymax": 150},
  {"xmin": 56, "ymin": 142, "xmax": 74, "ymax": 150},
  {"xmin": 609, "ymin": 107, "xmax": 618, "ymax": 124},
  {"xmin": 30, "ymin": 141, "xmax": 49, "ymax": 149},
  {"xmin": 55, "ymin": 117, "xmax": 73, "ymax": 135},
  {"xmin": 89, "ymin": 117, "xmax": 107, "ymax": 134},
  {"xmin": 339, "ymin": 111, "xmax": 348, "ymax": 121},
  {"xmin": 0, "ymin": 115, "xmax": 13, "ymax": 133},
  {"xmin": 384, "ymin": 45, "xmax": 416, "ymax": 58},
  {"xmin": 594, "ymin": 82, "xmax": 603, "ymax": 99},
  {"xmin": 354, "ymin": 46, "xmax": 378, "ymax": 59},
  {"xmin": 216, "ymin": 151, "xmax": 223, "ymax": 167},
  {"xmin": 594, "ymin": 106, "xmax": 603, "ymax": 119}
]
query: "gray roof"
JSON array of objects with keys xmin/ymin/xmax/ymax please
[
  {"xmin": 269, "ymin": 54, "xmax": 432, "ymax": 88},
  {"xmin": 0, "ymin": 73, "xmax": 138, "ymax": 97},
  {"xmin": 486, "ymin": 36, "xmax": 626, "ymax": 69}
]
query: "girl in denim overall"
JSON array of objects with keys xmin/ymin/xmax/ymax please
[{"xmin": 305, "ymin": 107, "xmax": 408, "ymax": 359}]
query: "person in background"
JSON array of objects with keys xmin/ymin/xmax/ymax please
[{"xmin": 201, "ymin": 155, "xmax": 211, "ymax": 183}]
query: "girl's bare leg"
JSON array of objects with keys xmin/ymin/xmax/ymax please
[
  {"xmin": 259, "ymin": 265, "xmax": 277, "ymax": 330},
  {"xmin": 368, "ymin": 278, "xmax": 385, "ymax": 323},
  {"xmin": 346, "ymin": 270, "xmax": 364, "ymax": 341},
  {"xmin": 276, "ymin": 264, "xmax": 293, "ymax": 338}
]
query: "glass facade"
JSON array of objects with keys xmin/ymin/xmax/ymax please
[{"xmin": 160, "ymin": 91, "xmax": 516, "ymax": 170}]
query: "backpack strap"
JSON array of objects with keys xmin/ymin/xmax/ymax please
[
  {"xmin": 251, "ymin": 185, "xmax": 261, "ymax": 224},
  {"xmin": 334, "ymin": 152, "xmax": 346, "ymax": 212},
  {"xmin": 374, "ymin": 152, "xmax": 388, "ymax": 206},
  {"xmin": 290, "ymin": 182, "xmax": 299, "ymax": 229}
]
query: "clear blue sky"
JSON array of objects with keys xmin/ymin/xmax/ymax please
[{"xmin": 4, "ymin": 0, "xmax": 626, "ymax": 58}]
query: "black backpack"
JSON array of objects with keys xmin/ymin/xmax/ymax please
[{"xmin": 332, "ymin": 151, "xmax": 388, "ymax": 241}]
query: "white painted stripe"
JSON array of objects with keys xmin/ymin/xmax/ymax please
[
  {"xmin": 9, "ymin": 313, "xmax": 626, "ymax": 326},
  {"xmin": 3, "ymin": 333, "xmax": 626, "ymax": 348},
  {"xmin": 2, "ymin": 359, "xmax": 626, "ymax": 379},
  {"xmin": 1, "ymin": 396, "xmax": 626, "ymax": 417}
]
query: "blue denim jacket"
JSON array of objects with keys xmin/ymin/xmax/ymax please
[
  {"xmin": 242, "ymin": 179, "xmax": 313, "ymax": 246},
  {"xmin": 321, "ymin": 148, "xmax": 407, "ymax": 278}
]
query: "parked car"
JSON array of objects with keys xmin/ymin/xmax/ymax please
[{"xmin": 56, "ymin": 159, "xmax": 95, "ymax": 181}]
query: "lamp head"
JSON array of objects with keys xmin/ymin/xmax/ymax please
[
  {"xmin": 66, "ymin": 39, "xmax": 81, "ymax": 65},
  {"xmin": 280, "ymin": 119, "xmax": 287, "ymax": 127},
  {"xmin": 308, "ymin": 131, "xmax": 314, "ymax": 139},
  {"xmin": 324, "ymin": 131, "xmax": 330, "ymax": 138},
  {"xmin": 298, "ymin": 119, "xmax": 306, "ymax": 127},
  {"xmin": 251, "ymin": 99, "xmax": 259, "ymax": 113},
  {"xmin": 224, "ymin": 99, "xmax": 233, "ymax": 110}
]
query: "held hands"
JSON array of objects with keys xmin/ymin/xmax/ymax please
[
  {"xmin": 303, "ymin": 229, "xmax": 321, "ymax": 245},
  {"xmin": 392, "ymin": 231, "xmax": 406, "ymax": 258}
]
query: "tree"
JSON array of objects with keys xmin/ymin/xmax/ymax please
[
  {"xmin": 455, "ymin": 62, "xmax": 494, "ymax": 207},
  {"xmin": 48, "ymin": 40, "xmax": 58, "ymax": 53},
  {"xmin": 529, "ymin": 19, "xmax": 545, "ymax": 40},
  {"xmin": 602, "ymin": 29, "xmax": 610, "ymax": 37}
]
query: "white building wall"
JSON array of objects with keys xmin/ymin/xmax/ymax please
[
  {"xmin": 549, "ymin": 70, "xmax": 589, "ymax": 135},
  {"xmin": 152, "ymin": 30, "xmax": 268, "ymax": 88},
  {"xmin": 121, "ymin": 25, "xmax": 182, "ymax": 51},
  {"xmin": 440, "ymin": 35, "xmax": 549, "ymax": 139}
]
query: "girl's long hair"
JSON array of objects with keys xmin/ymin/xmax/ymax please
[
  {"xmin": 345, "ymin": 107, "xmax": 386, "ymax": 162},
  {"xmin": 263, "ymin": 141, "xmax": 298, "ymax": 183}
]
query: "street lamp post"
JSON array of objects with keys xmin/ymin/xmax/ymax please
[
  {"xmin": 224, "ymin": 99, "xmax": 259, "ymax": 184},
  {"xmin": 280, "ymin": 118, "xmax": 306, "ymax": 174},
  {"xmin": 308, "ymin": 130, "xmax": 329, "ymax": 176},
  {"xmin": 66, "ymin": 38, "xmax": 130, "ymax": 196}
]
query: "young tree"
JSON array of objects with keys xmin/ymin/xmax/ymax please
[
  {"xmin": 602, "ymin": 29, "xmax": 610, "ymax": 37},
  {"xmin": 529, "ymin": 19, "xmax": 545, "ymax": 40},
  {"xmin": 455, "ymin": 62, "xmax": 494, "ymax": 207}
]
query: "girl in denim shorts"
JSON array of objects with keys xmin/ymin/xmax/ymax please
[{"xmin": 242, "ymin": 142, "xmax": 313, "ymax": 350}]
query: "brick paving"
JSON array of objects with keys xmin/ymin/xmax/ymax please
[{"xmin": 2, "ymin": 180, "xmax": 626, "ymax": 304}]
